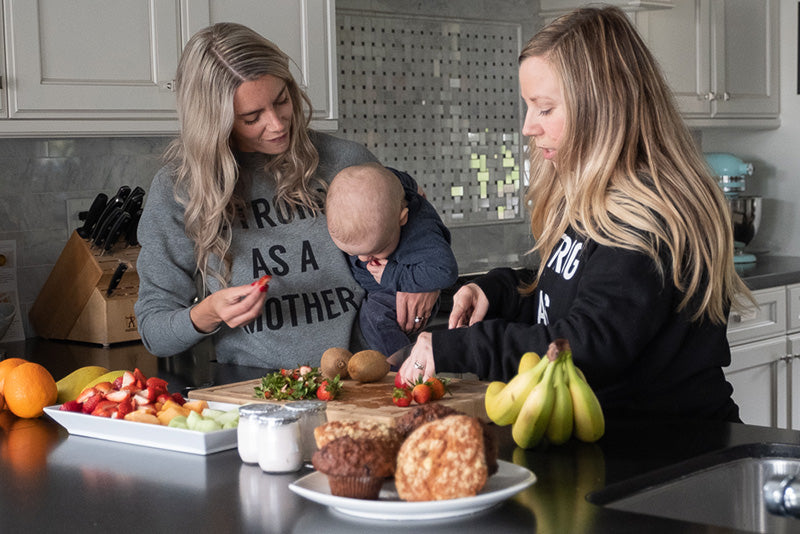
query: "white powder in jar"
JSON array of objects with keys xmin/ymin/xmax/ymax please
[
  {"xmin": 284, "ymin": 400, "xmax": 328, "ymax": 462},
  {"xmin": 237, "ymin": 403, "xmax": 281, "ymax": 464},
  {"xmin": 256, "ymin": 409, "xmax": 302, "ymax": 473}
]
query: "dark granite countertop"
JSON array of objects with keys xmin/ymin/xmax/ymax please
[
  {"xmin": 2, "ymin": 339, "xmax": 800, "ymax": 532},
  {"xmin": 736, "ymin": 255, "xmax": 800, "ymax": 290}
]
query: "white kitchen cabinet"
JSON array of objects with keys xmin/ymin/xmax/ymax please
[
  {"xmin": 634, "ymin": 0, "xmax": 779, "ymax": 128},
  {"xmin": 726, "ymin": 283, "xmax": 800, "ymax": 429},
  {"xmin": 0, "ymin": 0, "xmax": 337, "ymax": 137},
  {"xmin": 727, "ymin": 337, "xmax": 785, "ymax": 427}
]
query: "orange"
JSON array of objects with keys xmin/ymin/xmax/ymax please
[
  {"xmin": 3, "ymin": 362, "xmax": 58, "ymax": 418},
  {"xmin": 0, "ymin": 357, "xmax": 27, "ymax": 396}
]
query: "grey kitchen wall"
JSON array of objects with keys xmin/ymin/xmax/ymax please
[{"xmin": 1, "ymin": 0, "xmax": 541, "ymax": 339}]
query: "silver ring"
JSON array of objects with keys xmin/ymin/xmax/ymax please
[
  {"xmin": 413, "ymin": 361, "xmax": 424, "ymax": 370},
  {"xmin": 414, "ymin": 316, "xmax": 422, "ymax": 323}
]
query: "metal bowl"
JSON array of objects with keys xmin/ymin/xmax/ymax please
[{"xmin": 727, "ymin": 196, "xmax": 761, "ymax": 248}]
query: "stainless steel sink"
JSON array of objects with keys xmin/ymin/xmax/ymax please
[{"xmin": 588, "ymin": 443, "xmax": 800, "ymax": 533}]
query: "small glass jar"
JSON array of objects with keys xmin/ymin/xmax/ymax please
[
  {"xmin": 256, "ymin": 409, "xmax": 302, "ymax": 473},
  {"xmin": 284, "ymin": 400, "xmax": 328, "ymax": 462},
  {"xmin": 237, "ymin": 403, "xmax": 281, "ymax": 464}
]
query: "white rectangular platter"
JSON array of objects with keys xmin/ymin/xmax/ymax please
[{"xmin": 44, "ymin": 401, "xmax": 238, "ymax": 455}]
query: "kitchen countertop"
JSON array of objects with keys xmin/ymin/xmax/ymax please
[
  {"xmin": 2, "ymin": 339, "xmax": 800, "ymax": 532},
  {"xmin": 735, "ymin": 254, "xmax": 800, "ymax": 290}
]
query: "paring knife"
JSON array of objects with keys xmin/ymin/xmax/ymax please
[
  {"xmin": 76, "ymin": 193, "xmax": 108, "ymax": 238},
  {"xmin": 107, "ymin": 263, "xmax": 128, "ymax": 296}
]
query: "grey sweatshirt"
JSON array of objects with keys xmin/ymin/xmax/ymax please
[{"xmin": 134, "ymin": 132, "xmax": 378, "ymax": 368}]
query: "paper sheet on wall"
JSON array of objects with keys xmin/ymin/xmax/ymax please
[{"xmin": 0, "ymin": 240, "xmax": 25, "ymax": 343}]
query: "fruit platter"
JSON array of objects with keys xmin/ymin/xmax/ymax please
[
  {"xmin": 41, "ymin": 365, "xmax": 240, "ymax": 455},
  {"xmin": 44, "ymin": 400, "xmax": 239, "ymax": 455}
]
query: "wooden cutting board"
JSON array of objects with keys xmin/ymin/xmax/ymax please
[{"xmin": 188, "ymin": 372, "xmax": 489, "ymax": 425}]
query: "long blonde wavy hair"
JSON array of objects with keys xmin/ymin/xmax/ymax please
[
  {"xmin": 165, "ymin": 23, "xmax": 322, "ymax": 288},
  {"xmin": 521, "ymin": 6, "xmax": 752, "ymax": 323}
]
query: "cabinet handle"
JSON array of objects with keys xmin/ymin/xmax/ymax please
[
  {"xmin": 722, "ymin": 92, "xmax": 731, "ymax": 101},
  {"xmin": 164, "ymin": 80, "xmax": 176, "ymax": 92},
  {"xmin": 703, "ymin": 91, "xmax": 717, "ymax": 101}
]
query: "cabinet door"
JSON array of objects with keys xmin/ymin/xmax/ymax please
[
  {"xmin": 4, "ymin": 0, "xmax": 179, "ymax": 119},
  {"xmin": 726, "ymin": 337, "xmax": 785, "ymax": 427},
  {"xmin": 635, "ymin": 0, "xmax": 712, "ymax": 116},
  {"xmin": 0, "ymin": 16, "xmax": 6, "ymax": 119},
  {"xmin": 788, "ymin": 333, "xmax": 800, "ymax": 429},
  {"xmin": 204, "ymin": 0, "xmax": 337, "ymax": 123},
  {"xmin": 711, "ymin": 0, "xmax": 779, "ymax": 117},
  {"xmin": 788, "ymin": 284, "xmax": 800, "ymax": 333}
]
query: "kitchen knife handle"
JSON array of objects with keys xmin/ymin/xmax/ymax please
[
  {"xmin": 106, "ymin": 262, "xmax": 128, "ymax": 296},
  {"xmin": 104, "ymin": 211, "xmax": 132, "ymax": 252},
  {"xmin": 93, "ymin": 207, "xmax": 123, "ymax": 248},
  {"xmin": 76, "ymin": 193, "xmax": 108, "ymax": 239}
]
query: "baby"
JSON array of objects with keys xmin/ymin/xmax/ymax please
[{"xmin": 326, "ymin": 163, "xmax": 458, "ymax": 356}]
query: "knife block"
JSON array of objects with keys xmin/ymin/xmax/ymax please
[{"xmin": 30, "ymin": 231, "xmax": 141, "ymax": 347}]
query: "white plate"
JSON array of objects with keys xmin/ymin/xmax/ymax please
[
  {"xmin": 43, "ymin": 401, "xmax": 238, "ymax": 455},
  {"xmin": 289, "ymin": 460, "xmax": 535, "ymax": 521}
]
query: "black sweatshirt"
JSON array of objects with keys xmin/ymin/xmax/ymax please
[{"xmin": 433, "ymin": 226, "xmax": 741, "ymax": 422}]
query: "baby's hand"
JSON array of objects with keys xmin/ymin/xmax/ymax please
[{"xmin": 366, "ymin": 259, "xmax": 387, "ymax": 284}]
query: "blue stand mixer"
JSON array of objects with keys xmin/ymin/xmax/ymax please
[{"xmin": 704, "ymin": 153, "xmax": 761, "ymax": 264}]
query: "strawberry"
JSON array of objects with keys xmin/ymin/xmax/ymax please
[
  {"xmin": 411, "ymin": 382, "xmax": 432, "ymax": 405},
  {"xmin": 82, "ymin": 394, "xmax": 102, "ymax": 414},
  {"xmin": 91, "ymin": 400, "xmax": 119, "ymax": 418},
  {"xmin": 113, "ymin": 398, "xmax": 135, "ymax": 419},
  {"xmin": 392, "ymin": 387, "xmax": 412, "ymax": 407},
  {"xmin": 76, "ymin": 386, "xmax": 99, "ymax": 404},
  {"xmin": 146, "ymin": 376, "xmax": 168, "ymax": 391},
  {"xmin": 316, "ymin": 377, "xmax": 342, "ymax": 401},
  {"xmin": 171, "ymin": 392, "xmax": 186, "ymax": 406},
  {"xmin": 59, "ymin": 400, "xmax": 83, "ymax": 412},
  {"xmin": 394, "ymin": 373, "xmax": 409, "ymax": 389},
  {"xmin": 426, "ymin": 376, "xmax": 450, "ymax": 401},
  {"xmin": 105, "ymin": 389, "xmax": 131, "ymax": 403},
  {"xmin": 298, "ymin": 365, "xmax": 313, "ymax": 376},
  {"xmin": 258, "ymin": 274, "xmax": 272, "ymax": 287},
  {"xmin": 121, "ymin": 370, "xmax": 137, "ymax": 388},
  {"xmin": 113, "ymin": 376, "xmax": 124, "ymax": 389},
  {"xmin": 133, "ymin": 368, "xmax": 148, "ymax": 389}
]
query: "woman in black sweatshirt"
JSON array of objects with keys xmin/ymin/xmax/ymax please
[{"xmin": 397, "ymin": 6, "xmax": 753, "ymax": 422}]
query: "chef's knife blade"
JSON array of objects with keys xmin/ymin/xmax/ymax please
[
  {"xmin": 76, "ymin": 193, "xmax": 108, "ymax": 238},
  {"xmin": 387, "ymin": 343, "xmax": 415, "ymax": 371},
  {"xmin": 106, "ymin": 262, "xmax": 128, "ymax": 296},
  {"xmin": 103, "ymin": 211, "xmax": 132, "ymax": 252}
]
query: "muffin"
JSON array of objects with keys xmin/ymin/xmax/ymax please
[
  {"xmin": 395, "ymin": 404, "xmax": 499, "ymax": 476},
  {"xmin": 314, "ymin": 419, "xmax": 400, "ymax": 449},
  {"xmin": 395, "ymin": 415, "xmax": 489, "ymax": 501},
  {"xmin": 311, "ymin": 435, "xmax": 397, "ymax": 499}
]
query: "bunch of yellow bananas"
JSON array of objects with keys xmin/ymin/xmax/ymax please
[{"xmin": 484, "ymin": 345, "xmax": 605, "ymax": 449}]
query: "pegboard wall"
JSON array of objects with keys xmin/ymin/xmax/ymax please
[{"xmin": 336, "ymin": 12, "xmax": 525, "ymax": 227}]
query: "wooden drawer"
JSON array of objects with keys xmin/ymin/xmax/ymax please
[
  {"xmin": 789, "ymin": 284, "xmax": 800, "ymax": 333},
  {"xmin": 727, "ymin": 287, "xmax": 786, "ymax": 346}
]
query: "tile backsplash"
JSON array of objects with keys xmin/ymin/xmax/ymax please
[{"xmin": 2, "ymin": 1, "xmax": 539, "ymax": 339}]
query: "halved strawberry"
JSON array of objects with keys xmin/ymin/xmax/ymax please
[
  {"xmin": 133, "ymin": 391, "xmax": 150, "ymax": 406},
  {"xmin": 112, "ymin": 376, "xmax": 124, "ymax": 389},
  {"xmin": 59, "ymin": 400, "xmax": 83, "ymax": 412},
  {"xmin": 76, "ymin": 386, "xmax": 99, "ymax": 404},
  {"xmin": 113, "ymin": 398, "xmax": 135, "ymax": 419},
  {"xmin": 171, "ymin": 392, "xmax": 186, "ymax": 406},
  {"xmin": 105, "ymin": 389, "xmax": 131, "ymax": 403},
  {"xmin": 121, "ymin": 371, "xmax": 137, "ymax": 388},
  {"xmin": 91, "ymin": 400, "xmax": 119, "ymax": 418},
  {"xmin": 146, "ymin": 376, "xmax": 168, "ymax": 391},
  {"xmin": 133, "ymin": 368, "xmax": 148, "ymax": 389},
  {"xmin": 81, "ymin": 394, "xmax": 102, "ymax": 414}
]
